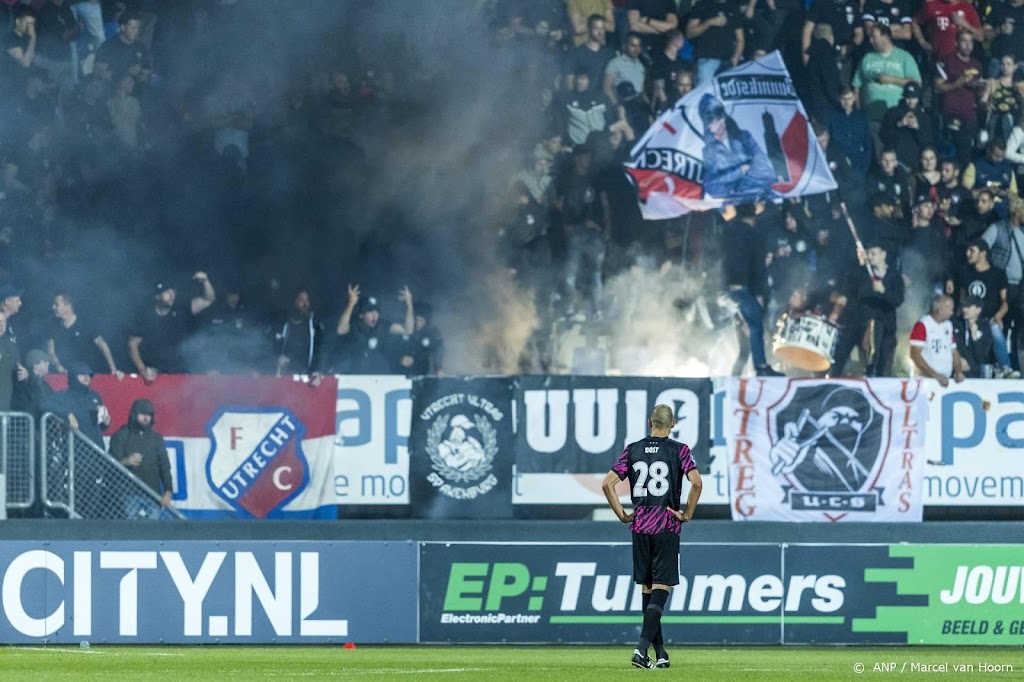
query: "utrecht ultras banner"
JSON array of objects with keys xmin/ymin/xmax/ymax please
[
  {"xmin": 624, "ymin": 51, "xmax": 836, "ymax": 218},
  {"xmin": 81, "ymin": 375, "xmax": 339, "ymax": 519},
  {"xmin": 725, "ymin": 378, "xmax": 927, "ymax": 522}
]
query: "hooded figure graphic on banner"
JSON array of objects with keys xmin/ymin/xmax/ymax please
[
  {"xmin": 624, "ymin": 51, "xmax": 837, "ymax": 218},
  {"xmin": 699, "ymin": 94, "xmax": 777, "ymax": 201}
]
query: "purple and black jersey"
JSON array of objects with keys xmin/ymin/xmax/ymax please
[{"xmin": 612, "ymin": 436, "xmax": 696, "ymax": 535}]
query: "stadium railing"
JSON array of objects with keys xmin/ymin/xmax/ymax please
[
  {"xmin": 0, "ymin": 411, "xmax": 35, "ymax": 519},
  {"xmin": 40, "ymin": 412, "xmax": 184, "ymax": 520}
]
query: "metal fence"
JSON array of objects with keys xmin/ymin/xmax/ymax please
[
  {"xmin": 40, "ymin": 413, "xmax": 184, "ymax": 520},
  {"xmin": 1, "ymin": 412, "xmax": 35, "ymax": 514}
]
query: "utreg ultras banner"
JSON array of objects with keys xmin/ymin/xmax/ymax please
[
  {"xmin": 515, "ymin": 377, "xmax": 711, "ymax": 504},
  {"xmin": 79, "ymin": 375, "xmax": 339, "ymax": 519},
  {"xmin": 624, "ymin": 51, "xmax": 836, "ymax": 218},
  {"xmin": 0, "ymin": 541, "xmax": 416, "ymax": 643},
  {"xmin": 409, "ymin": 378, "xmax": 515, "ymax": 518},
  {"xmin": 726, "ymin": 378, "xmax": 927, "ymax": 522}
]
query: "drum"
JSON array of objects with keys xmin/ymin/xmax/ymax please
[{"xmin": 773, "ymin": 313, "xmax": 838, "ymax": 372}]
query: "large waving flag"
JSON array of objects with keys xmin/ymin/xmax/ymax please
[{"xmin": 625, "ymin": 51, "xmax": 836, "ymax": 218}]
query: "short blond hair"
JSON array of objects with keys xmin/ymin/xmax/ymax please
[{"xmin": 650, "ymin": 404, "xmax": 675, "ymax": 430}]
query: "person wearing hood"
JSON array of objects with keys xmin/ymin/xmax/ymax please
[
  {"xmin": 40, "ymin": 360, "xmax": 108, "ymax": 446},
  {"xmin": 880, "ymin": 82, "xmax": 936, "ymax": 172},
  {"xmin": 108, "ymin": 398, "xmax": 173, "ymax": 512},
  {"xmin": 698, "ymin": 94, "xmax": 777, "ymax": 202}
]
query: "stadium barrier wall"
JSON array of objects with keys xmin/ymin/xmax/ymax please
[
  {"xmin": 421, "ymin": 542, "xmax": 1024, "ymax": 645},
  {"xmin": 37, "ymin": 374, "xmax": 1024, "ymax": 519},
  {"xmin": 0, "ymin": 537, "xmax": 1021, "ymax": 645},
  {"xmin": 0, "ymin": 541, "xmax": 417, "ymax": 644}
]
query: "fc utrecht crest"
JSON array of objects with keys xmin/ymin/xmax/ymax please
[
  {"xmin": 767, "ymin": 382, "xmax": 891, "ymax": 517},
  {"xmin": 206, "ymin": 408, "xmax": 310, "ymax": 518}
]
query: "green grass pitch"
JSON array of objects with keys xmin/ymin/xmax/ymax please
[{"xmin": 2, "ymin": 645, "xmax": 1022, "ymax": 680}]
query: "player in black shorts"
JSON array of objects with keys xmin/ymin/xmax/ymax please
[{"xmin": 602, "ymin": 403, "xmax": 702, "ymax": 669}]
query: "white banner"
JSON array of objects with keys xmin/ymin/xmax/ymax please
[
  {"xmin": 726, "ymin": 378, "xmax": 927, "ymax": 522},
  {"xmin": 624, "ymin": 51, "xmax": 836, "ymax": 219},
  {"xmin": 922, "ymin": 379, "xmax": 1024, "ymax": 505},
  {"xmin": 333, "ymin": 375, "xmax": 412, "ymax": 505}
]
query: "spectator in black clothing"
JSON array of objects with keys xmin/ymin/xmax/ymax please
[
  {"xmin": 881, "ymin": 82, "xmax": 936, "ymax": 172},
  {"xmin": 868, "ymin": 148, "xmax": 912, "ymax": 221},
  {"xmin": 13, "ymin": 349, "xmax": 53, "ymax": 417},
  {"xmin": 829, "ymin": 87, "xmax": 873, "ymax": 179},
  {"xmin": 274, "ymin": 289, "xmax": 324, "ymax": 376},
  {"xmin": 559, "ymin": 145, "xmax": 610, "ymax": 318},
  {"xmin": 954, "ymin": 296, "xmax": 995, "ymax": 377},
  {"xmin": 2, "ymin": 7, "xmax": 37, "ymax": 82},
  {"xmin": 802, "ymin": 0, "xmax": 863, "ymax": 65},
  {"xmin": 956, "ymin": 238, "xmax": 1017, "ymax": 374},
  {"xmin": 39, "ymin": 360, "xmax": 109, "ymax": 446},
  {"xmin": 49, "ymin": 292, "xmax": 123, "ymax": 378},
  {"xmin": 649, "ymin": 29, "xmax": 691, "ymax": 111},
  {"xmin": 723, "ymin": 204, "xmax": 783, "ymax": 376},
  {"xmin": 832, "ymin": 242, "xmax": 905, "ymax": 376},
  {"xmin": 626, "ymin": 0, "xmax": 680, "ymax": 58},
  {"xmin": 128, "ymin": 273, "xmax": 216, "ymax": 381},
  {"xmin": 108, "ymin": 398, "xmax": 173, "ymax": 514},
  {"xmin": 937, "ymin": 158, "xmax": 972, "ymax": 241},
  {"xmin": 984, "ymin": 0, "xmax": 1024, "ymax": 68},
  {"xmin": 332, "ymin": 284, "xmax": 414, "ymax": 374},
  {"xmin": 95, "ymin": 12, "xmax": 151, "ymax": 84},
  {"xmin": 685, "ymin": 0, "xmax": 744, "ymax": 85},
  {"xmin": 34, "ymin": 0, "xmax": 76, "ymax": 83},
  {"xmin": 801, "ymin": 24, "xmax": 843, "ymax": 124},
  {"xmin": 565, "ymin": 14, "xmax": 615, "ymax": 91},
  {"xmin": 395, "ymin": 301, "xmax": 445, "ymax": 376}
]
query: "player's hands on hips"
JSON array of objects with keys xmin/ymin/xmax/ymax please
[
  {"xmin": 619, "ymin": 510, "xmax": 634, "ymax": 524},
  {"xmin": 671, "ymin": 509, "xmax": 692, "ymax": 523}
]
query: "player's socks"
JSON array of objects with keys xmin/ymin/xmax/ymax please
[{"xmin": 639, "ymin": 588, "xmax": 669, "ymax": 654}]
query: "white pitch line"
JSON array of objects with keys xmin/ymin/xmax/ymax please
[
  {"xmin": 10, "ymin": 646, "xmax": 183, "ymax": 657},
  {"xmin": 12, "ymin": 647, "xmax": 111, "ymax": 655},
  {"xmin": 344, "ymin": 669, "xmax": 488, "ymax": 675}
]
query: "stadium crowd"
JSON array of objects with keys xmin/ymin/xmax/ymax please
[
  {"xmin": 494, "ymin": 0, "xmax": 1024, "ymax": 381},
  {"xmin": 2, "ymin": 0, "xmax": 1024, "ymax": 384}
]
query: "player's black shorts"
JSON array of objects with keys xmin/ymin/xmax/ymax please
[{"xmin": 632, "ymin": 530, "xmax": 680, "ymax": 586}]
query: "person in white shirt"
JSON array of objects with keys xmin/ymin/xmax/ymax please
[{"xmin": 909, "ymin": 294, "xmax": 966, "ymax": 387}]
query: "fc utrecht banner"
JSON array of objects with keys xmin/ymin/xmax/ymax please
[
  {"xmin": 726, "ymin": 378, "xmax": 927, "ymax": 522},
  {"xmin": 409, "ymin": 377, "xmax": 515, "ymax": 518},
  {"xmin": 56, "ymin": 375, "xmax": 340, "ymax": 519},
  {"xmin": 625, "ymin": 51, "xmax": 836, "ymax": 219}
]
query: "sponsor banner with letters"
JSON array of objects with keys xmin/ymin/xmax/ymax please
[
  {"xmin": 0, "ymin": 541, "xmax": 417, "ymax": 644},
  {"xmin": 514, "ymin": 376, "xmax": 711, "ymax": 505},
  {"xmin": 624, "ymin": 51, "xmax": 836, "ymax": 218},
  {"xmin": 409, "ymin": 378, "xmax": 515, "ymax": 518},
  {"xmin": 333, "ymin": 375, "xmax": 412, "ymax": 505},
  {"xmin": 63, "ymin": 375, "xmax": 339, "ymax": 519},
  {"xmin": 921, "ymin": 379, "xmax": 1024, "ymax": 506},
  {"xmin": 419, "ymin": 542, "xmax": 1024, "ymax": 645},
  {"xmin": 419, "ymin": 542, "xmax": 785, "ymax": 644},
  {"xmin": 726, "ymin": 378, "xmax": 927, "ymax": 522}
]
